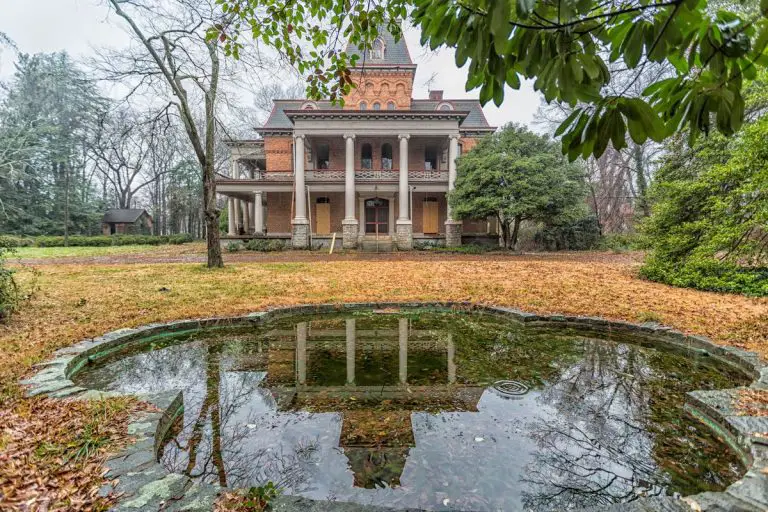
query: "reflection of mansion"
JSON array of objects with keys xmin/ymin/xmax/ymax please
[
  {"xmin": 218, "ymin": 28, "xmax": 496, "ymax": 250},
  {"xmin": 258, "ymin": 319, "xmax": 485, "ymax": 489}
]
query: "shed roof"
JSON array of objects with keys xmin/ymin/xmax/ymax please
[{"xmin": 102, "ymin": 209, "xmax": 149, "ymax": 224}]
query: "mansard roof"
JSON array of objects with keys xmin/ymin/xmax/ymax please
[
  {"xmin": 344, "ymin": 27, "xmax": 414, "ymax": 68},
  {"xmin": 260, "ymin": 99, "xmax": 494, "ymax": 133}
]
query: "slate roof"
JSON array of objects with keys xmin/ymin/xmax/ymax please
[
  {"xmin": 260, "ymin": 99, "xmax": 493, "ymax": 131},
  {"xmin": 344, "ymin": 27, "xmax": 414, "ymax": 67},
  {"xmin": 102, "ymin": 209, "xmax": 149, "ymax": 224}
]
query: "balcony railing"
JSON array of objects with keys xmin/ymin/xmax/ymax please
[{"xmin": 245, "ymin": 169, "xmax": 448, "ymax": 182}]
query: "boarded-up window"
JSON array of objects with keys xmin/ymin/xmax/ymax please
[{"xmin": 316, "ymin": 197, "xmax": 331, "ymax": 234}]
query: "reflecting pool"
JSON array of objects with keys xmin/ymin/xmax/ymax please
[{"xmin": 73, "ymin": 310, "xmax": 749, "ymax": 511}]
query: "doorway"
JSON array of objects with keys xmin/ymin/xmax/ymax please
[
  {"xmin": 364, "ymin": 198, "xmax": 389, "ymax": 236},
  {"xmin": 423, "ymin": 197, "xmax": 439, "ymax": 234}
]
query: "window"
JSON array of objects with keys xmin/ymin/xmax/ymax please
[
  {"xmin": 373, "ymin": 102, "xmax": 381, "ymax": 110},
  {"xmin": 370, "ymin": 38, "xmax": 385, "ymax": 60},
  {"xmin": 301, "ymin": 101, "xmax": 318, "ymax": 110},
  {"xmin": 381, "ymin": 143, "xmax": 393, "ymax": 170},
  {"xmin": 316, "ymin": 143, "xmax": 330, "ymax": 169},
  {"xmin": 360, "ymin": 101, "xmax": 368, "ymax": 110},
  {"xmin": 387, "ymin": 101, "xmax": 396, "ymax": 110},
  {"xmin": 361, "ymin": 143, "xmax": 373, "ymax": 169},
  {"xmin": 316, "ymin": 197, "xmax": 330, "ymax": 204},
  {"xmin": 425, "ymin": 146, "xmax": 438, "ymax": 170},
  {"xmin": 438, "ymin": 103, "xmax": 453, "ymax": 111}
]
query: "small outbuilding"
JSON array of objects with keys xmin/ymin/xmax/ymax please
[{"xmin": 102, "ymin": 209, "xmax": 153, "ymax": 235}]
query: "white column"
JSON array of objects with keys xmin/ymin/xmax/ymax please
[
  {"xmin": 447, "ymin": 134, "xmax": 459, "ymax": 220},
  {"xmin": 293, "ymin": 135, "xmax": 307, "ymax": 221},
  {"xmin": 399, "ymin": 317, "xmax": 408, "ymax": 385},
  {"xmin": 253, "ymin": 191, "xmax": 264, "ymax": 235},
  {"xmin": 227, "ymin": 197, "xmax": 236, "ymax": 236},
  {"xmin": 243, "ymin": 200, "xmax": 251, "ymax": 234},
  {"xmin": 344, "ymin": 134, "xmax": 356, "ymax": 221},
  {"xmin": 398, "ymin": 134, "xmax": 410, "ymax": 221},
  {"xmin": 447, "ymin": 334, "xmax": 456, "ymax": 384},
  {"xmin": 233, "ymin": 199, "xmax": 242, "ymax": 233},
  {"xmin": 346, "ymin": 319, "xmax": 356, "ymax": 385},
  {"xmin": 296, "ymin": 322, "xmax": 307, "ymax": 385}
]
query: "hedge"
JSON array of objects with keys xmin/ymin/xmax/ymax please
[{"xmin": 0, "ymin": 234, "xmax": 195, "ymax": 248}]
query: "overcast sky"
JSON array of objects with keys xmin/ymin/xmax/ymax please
[{"xmin": 0, "ymin": 0, "xmax": 545, "ymax": 130}]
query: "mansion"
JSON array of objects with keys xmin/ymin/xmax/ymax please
[{"xmin": 218, "ymin": 29, "xmax": 496, "ymax": 250}]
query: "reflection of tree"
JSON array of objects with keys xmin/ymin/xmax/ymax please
[{"xmin": 519, "ymin": 338, "xmax": 739, "ymax": 510}]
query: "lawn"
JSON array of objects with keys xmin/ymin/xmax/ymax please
[
  {"xmin": 13, "ymin": 242, "xmax": 207, "ymax": 261},
  {"xmin": 0, "ymin": 249, "xmax": 766, "ymax": 510}
]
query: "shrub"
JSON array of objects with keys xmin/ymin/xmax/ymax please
[
  {"xmin": 534, "ymin": 216, "xmax": 602, "ymax": 251},
  {"xmin": 640, "ymin": 255, "xmax": 768, "ymax": 297},
  {"xmin": 244, "ymin": 239, "xmax": 285, "ymax": 252},
  {"xmin": 598, "ymin": 233, "xmax": 649, "ymax": 252},
  {"xmin": 226, "ymin": 241, "xmax": 242, "ymax": 253},
  {"xmin": 0, "ymin": 235, "xmax": 33, "ymax": 248},
  {"xmin": 17, "ymin": 234, "xmax": 195, "ymax": 248},
  {"xmin": 0, "ymin": 240, "xmax": 22, "ymax": 322}
]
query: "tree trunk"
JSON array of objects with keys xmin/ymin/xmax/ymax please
[
  {"xmin": 510, "ymin": 216, "xmax": 521, "ymax": 251},
  {"xmin": 632, "ymin": 144, "xmax": 651, "ymax": 218},
  {"xmin": 203, "ymin": 90, "xmax": 223, "ymax": 267},
  {"xmin": 64, "ymin": 163, "xmax": 70, "ymax": 246}
]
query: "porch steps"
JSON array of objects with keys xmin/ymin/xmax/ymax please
[{"xmin": 360, "ymin": 238, "xmax": 394, "ymax": 253}]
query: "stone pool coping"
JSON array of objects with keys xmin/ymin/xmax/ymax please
[{"xmin": 19, "ymin": 301, "xmax": 768, "ymax": 512}]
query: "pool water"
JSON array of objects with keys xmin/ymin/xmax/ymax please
[{"xmin": 73, "ymin": 310, "xmax": 749, "ymax": 511}]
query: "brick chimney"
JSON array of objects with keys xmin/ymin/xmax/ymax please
[{"xmin": 429, "ymin": 90, "xmax": 444, "ymax": 101}]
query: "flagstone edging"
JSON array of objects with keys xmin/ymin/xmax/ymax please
[{"xmin": 20, "ymin": 302, "xmax": 768, "ymax": 511}]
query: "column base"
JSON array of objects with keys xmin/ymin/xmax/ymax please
[
  {"xmin": 395, "ymin": 220, "xmax": 413, "ymax": 250},
  {"xmin": 342, "ymin": 219, "xmax": 359, "ymax": 249},
  {"xmin": 291, "ymin": 219, "xmax": 310, "ymax": 249},
  {"xmin": 445, "ymin": 220, "xmax": 463, "ymax": 247}
]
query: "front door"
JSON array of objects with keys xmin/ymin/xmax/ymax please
[
  {"xmin": 423, "ymin": 198, "xmax": 439, "ymax": 234},
  {"xmin": 364, "ymin": 198, "xmax": 389, "ymax": 236}
]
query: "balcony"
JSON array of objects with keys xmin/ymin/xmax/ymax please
[{"xmin": 244, "ymin": 169, "xmax": 448, "ymax": 182}]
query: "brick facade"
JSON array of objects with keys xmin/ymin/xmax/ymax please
[
  {"xmin": 342, "ymin": 70, "xmax": 413, "ymax": 110},
  {"xmin": 264, "ymin": 136, "xmax": 293, "ymax": 171}
]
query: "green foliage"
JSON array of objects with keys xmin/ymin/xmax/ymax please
[
  {"xmin": 220, "ymin": 0, "xmax": 768, "ymax": 157},
  {"xmin": 242, "ymin": 482, "xmax": 281, "ymax": 510},
  {"xmin": 534, "ymin": 216, "xmax": 602, "ymax": 251},
  {"xmin": 0, "ymin": 239, "xmax": 21, "ymax": 322},
  {"xmin": 599, "ymin": 233, "xmax": 649, "ymax": 252},
  {"xmin": 226, "ymin": 241, "xmax": 242, "ymax": 252},
  {"xmin": 25, "ymin": 234, "xmax": 194, "ymax": 248},
  {"xmin": 244, "ymin": 239, "xmax": 286, "ymax": 252},
  {"xmin": 450, "ymin": 124, "xmax": 588, "ymax": 249},
  {"xmin": 415, "ymin": 243, "xmax": 491, "ymax": 254},
  {"xmin": 641, "ymin": 112, "xmax": 768, "ymax": 296}
]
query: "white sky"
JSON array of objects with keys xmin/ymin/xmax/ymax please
[{"xmin": 0, "ymin": 0, "xmax": 545, "ymax": 130}]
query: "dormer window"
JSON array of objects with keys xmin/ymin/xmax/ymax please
[
  {"xmin": 301, "ymin": 101, "xmax": 318, "ymax": 110},
  {"xmin": 437, "ymin": 102, "xmax": 454, "ymax": 111},
  {"xmin": 370, "ymin": 37, "xmax": 385, "ymax": 60}
]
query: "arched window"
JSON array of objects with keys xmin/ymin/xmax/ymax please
[
  {"xmin": 301, "ymin": 101, "xmax": 318, "ymax": 110},
  {"xmin": 370, "ymin": 38, "xmax": 385, "ymax": 60},
  {"xmin": 360, "ymin": 101, "xmax": 368, "ymax": 110},
  {"xmin": 425, "ymin": 145, "xmax": 438, "ymax": 170},
  {"xmin": 437, "ymin": 102, "xmax": 453, "ymax": 111},
  {"xmin": 381, "ymin": 143, "xmax": 393, "ymax": 170},
  {"xmin": 316, "ymin": 143, "xmax": 330, "ymax": 169},
  {"xmin": 387, "ymin": 101, "xmax": 396, "ymax": 110},
  {"xmin": 361, "ymin": 143, "xmax": 373, "ymax": 169},
  {"xmin": 373, "ymin": 102, "xmax": 381, "ymax": 110}
]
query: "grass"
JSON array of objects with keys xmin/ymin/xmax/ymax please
[
  {"xmin": 0, "ymin": 248, "xmax": 766, "ymax": 509},
  {"xmin": 14, "ymin": 244, "xmax": 203, "ymax": 259}
]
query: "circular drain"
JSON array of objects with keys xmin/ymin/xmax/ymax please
[{"xmin": 492, "ymin": 380, "xmax": 529, "ymax": 398}]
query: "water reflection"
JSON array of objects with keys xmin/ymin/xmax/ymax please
[{"xmin": 74, "ymin": 312, "xmax": 748, "ymax": 511}]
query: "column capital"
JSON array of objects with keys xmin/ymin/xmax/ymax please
[
  {"xmin": 293, "ymin": 134, "xmax": 306, "ymax": 141},
  {"xmin": 398, "ymin": 134, "xmax": 410, "ymax": 140},
  {"xmin": 253, "ymin": 190, "xmax": 262, "ymax": 197},
  {"xmin": 448, "ymin": 134, "xmax": 461, "ymax": 141},
  {"xmin": 343, "ymin": 133, "xmax": 356, "ymax": 140}
]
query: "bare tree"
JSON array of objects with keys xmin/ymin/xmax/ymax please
[
  {"xmin": 103, "ymin": 0, "xmax": 234, "ymax": 267},
  {"xmin": 89, "ymin": 108, "xmax": 171, "ymax": 209}
]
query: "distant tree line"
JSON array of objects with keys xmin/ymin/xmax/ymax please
[{"xmin": 0, "ymin": 52, "xmax": 208, "ymax": 238}]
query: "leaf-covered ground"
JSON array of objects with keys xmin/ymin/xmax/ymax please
[{"xmin": 0, "ymin": 248, "xmax": 766, "ymax": 509}]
